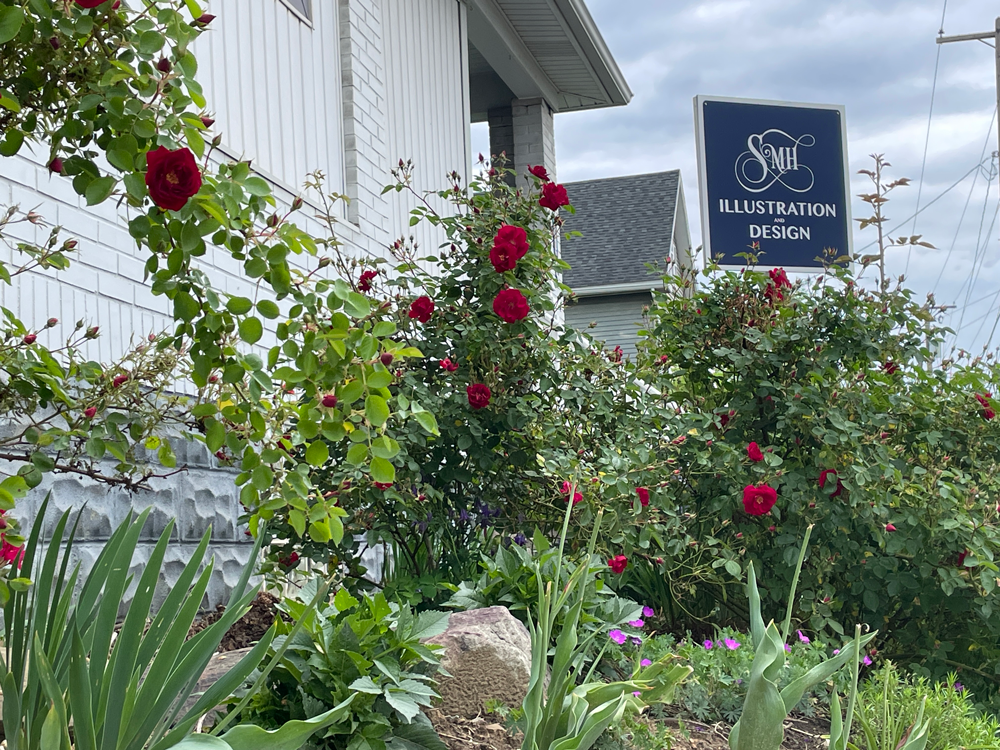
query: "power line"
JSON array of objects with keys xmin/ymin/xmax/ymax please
[
  {"xmin": 952, "ymin": 161, "xmax": 998, "ymax": 331},
  {"xmin": 906, "ymin": 0, "xmax": 950, "ymax": 276}
]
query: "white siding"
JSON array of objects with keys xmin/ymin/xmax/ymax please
[
  {"xmin": 195, "ymin": 0, "xmax": 346, "ymax": 200},
  {"xmin": 565, "ymin": 292, "xmax": 653, "ymax": 359},
  {"xmin": 382, "ymin": 0, "xmax": 470, "ymax": 256}
]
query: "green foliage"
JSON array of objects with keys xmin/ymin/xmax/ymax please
[
  {"xmin": 0, "ymin": 493, "xmax": 345, "ymax": 750},
  {"xmin": 521, "ymin": 504, "xmax": 692, "ymax": 750},
  {"xmin": 447, "ymin": 528, "xmax": 643, "ymax": 654},
  {"xmin": 853, "ymin": 664, "xmax": 1000, "ymax": 750},
  {"xmin": 228, "ymin": 578, "xmax": 450, "ymax": 750}
]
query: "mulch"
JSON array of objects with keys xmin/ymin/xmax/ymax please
[
  {"xmin": 426, "ymin": 710, "xmax": 522, "ymax": 750},
  {"xmin": 187, "ymin": 591, "xmax": 280, "ymax": 651}
]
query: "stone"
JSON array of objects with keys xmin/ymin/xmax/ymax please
[{"xmin": 424, "ymin": 606, "xmax": 534, "ymax": 718}]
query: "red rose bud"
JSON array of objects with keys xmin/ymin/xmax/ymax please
[
  {"xmin": 321, "ymin": 394, "xmax": 338, "ymax": 408},
  {"xmin": 46, "ymin": 318, "xmax": 57, "ymax": 327},
  {"xmin": 85, "ymin": 326, "xmax": 99, "ymax": 339},
  {"xmin": 208, "ymin": 374, "xmax": 218, "ymax": 383},
  {"xmin": 22, "ymin": 334, "xmax": 36, "ymax": 345},
  {"xmin": 194, "ymin": 13, "xmax": 215, "ymax": 25},
  {"xmin": 48, "ymin": 157, "xmax": 63, "ymax": 174},
  {"xmin": 156, "ymin": 57, "xmax": 172, "ymax": 73},
  {"xmin": 380, "ymin": 352, "xmax": 394, "ymax": 366},
  {"xmin": 200, "ymin": 116, "xmax": 215, "ymax": 128},
  {"xmin": 746, "ymin": 442, "xmax": 764, "ymax": 462},
  {"xmin": 292, "ymin": 196, "xmax": 304, "ymax": 211},
  {"xmin": 49, "ymin": 36, "xmax": 61, "ymax": 50},
  {"xmin": 112, "ymin": 374, "xmax": 129, "ymax": 388},
  {"xmin": 145, "ymin": 146, "xmax": 202, "ymax": 211},
  {"xmin": 885, "ymin": 523, "xmax": 897, "ymax": 532},
  {"xmin": 84, "ymin": 406, "xmax": 97, "ymax": 419},
  {"xmin": 64, "ymin": 239, "xmax": 77, "ymax": 250},
  {"xmin": 608, "ymin": 555, "xmax": 628, "ymax": 574},
  {"xmin": 215, "ymin": 450, "xmax": 227, "ymax": 461}
]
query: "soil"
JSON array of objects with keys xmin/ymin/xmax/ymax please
[
  {"xmin": 667, "ymin": 713, "xmax": 829, "ymax": 750},
  {"xmin": 187, "ymin": 591, "xmax": 280, "ymax": 651},
  {"xmin": 427, "ymin": 710, "xmax": 522, "ymax": 750}
]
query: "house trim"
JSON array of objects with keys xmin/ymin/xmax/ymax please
[{"xmin": 572, "ymin": 281, "xmax": 661, "ymax": 298}]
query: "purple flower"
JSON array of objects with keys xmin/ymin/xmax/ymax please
[
  {"xmin": 724, "ymin": 638, "xmax": 740, "ymax": 650},
  {"xmin": 642, "ymin": 606, "xmax": 655, "ymax": 618},
  {"xmin": 797, "ymin": 629, "xmax": 810, "ymax": 644},
  {"xmin": 784, "ymin": 644, "xmax": 791, "ymax": 652},
  {"xmin": 954, "ymin": 682, "xmax": 964, "ymax": 693},
  {"xmin": 513, "ymin": 532, "xmax": 527, "ymax": 546},
  {"xmin": 628, "ymin": 619, "xmax": 645, "ymax": 628},
  {"xmin": 609, "ymin": 629, "xmax": 627, "ymax": 645},
  {"xmin": 640, "ymin": 658, "xmax": 652, "ymax": 667},
  {"xmin": 703, "ymin": 639, "xmax": 713, "ymax": 650},
  {"xmin": 630, "ymin": 635, "xmax": 643, "ymax": 646},
  {"xmin": 833, "ymin": 649, "xmax": 840, "ymax": 655},
  {"xmin": 862, "ymin": 655, "xmax": 872, "ymax": 666},
  {"xmin": 632, "ymin": 691, "xmax": 641, "ymax": 697},
  {"xmin": 735, "ymin": 678, "xmax": 742, "ymax": 684}
]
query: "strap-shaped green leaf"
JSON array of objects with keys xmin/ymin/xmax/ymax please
[
  {"xmin": 778, "ymin": 630, "xmax": 876, "ymax": 713},
  {"xmin": 730, "ymin": 622, "xmax": 786, "ymax": 750},
  {"xmin": 216, "ymin": 694, "xmax": 357, "ymax": 750},
  {"xmin": 745, "ymin": 562, "xmax": 765, "ymax": 653}
]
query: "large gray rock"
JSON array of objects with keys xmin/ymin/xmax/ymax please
[{"xmin": 424, "ymin": 606, "xmax": 533, "ymax": 718}]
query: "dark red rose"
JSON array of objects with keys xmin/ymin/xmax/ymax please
[
  {"xmin": 49, "ymin": 37, "xmax": 60, "ymax": 50},
  {"xmin": 194, "ymin": 13, "xmax": 215, "ymax": 25},
  {"xmin": 608, "ymin": 555, "xmax": 628, "ymax": 574},
  {"xmin": 609, "ymin": 346, "xmax": 623, "ymax": 363},
  {"xmin": 48, "ymin": 157, "xmax": 63, "ymax": 174},
  {"xmin": 358, "ymin": 270, "xmax": 378, "ymax": 292},
  {"xmin": 493, "ymin": 288, "xmax": 529, "ymax": 323},
  {"xmin": 74, "ymin": 0, "xmax": 113, "ymax": 7},
  {"xmin": 769, "ymin": 268, "xmax": 791, "ymax": 288},
  {"xmin": 145, "ymin": 146, "xmax": 202, "ymax": 211},
  {"xmin": 439, "ymin": 358, "xmax": 459, "ymax": 372},
  {"xmin": 489, "ymin": 225, "xmax": 529, "ymax": 272},
  {"xmin": 200, "ymin": 116, "xmax": 215, "ymax": 128},
  {"xmin": 321, "ymin": 394, "xmax": 338, "ymax": 408},
  {"xmin": 84, "ymin": 406, "xmax": 97, "ymax": 419},
  {"xmin": 985, "ymin": 408, "xmax": 996, "ymax": 421},
  {"xmin": 742, "ymin": 484, "xmax": 777, "ymax": 516},
  {"xmin": 22, "ymin": 334, "xmax": 36, "ymax": 345},
  {"xmin": 819, "ymin": 469, "xmax": 844, "ymax": 498},
  {"xmin": 380, "ymin": 352, "xmax": 394, "ymax": 366},
  {"xmin": 467, "ymin": 383, "xmax": 492, "ymax": 410},
  {"xmin": 636, "ymin": 487, "xmax": 650, "ymax": 507},
  {"xmin": 883, "ymin": 361, "xmax": 899, "ymax": 375},
  {"xmin": 539, "ymin": 182, "xmax": 570, "ymax": 211},
  {"xmin": 747, "ymin": 442, "xmax": 764, "ymax": 462},
  {"xmin": 374, "ymin": 481, "xmax": 394, "ymax": 491},
  {"xmin": 529, "ymin": 165, "xmax": 550, "ymax": 182},
  {"xmin": 112, "ymin": 373, "xmax": 129, "ymax": 388},
  {"xmin": 156, "ymin": 57, "xmax": 172, "ymax": 73},
  {"xmin": 408, "ymin": 296, "xmax": 434, "ymax": 323},
  {"xmin": 958, "ymin": 549, "xmax": 969, "ymax": 567},
  {"xmin": 975, "ymin": 392, "xmax": 992, "ymax": 408},
  {"xmin": 278, "ymin": 551, "xmax": 299, "ymax": 568}
]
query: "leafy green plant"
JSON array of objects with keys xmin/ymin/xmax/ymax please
[
  {"xmin": 227, "ymin": 578, "xmax": 450, "ymax": 750},
  {"xmin": 2, "ymin": 494, "xmax": 352, "ymax": 750},
  {"xmin": 729, "ymin": 527, "xmax": 876, "ymax": 750},
  {"xmin": 852, "ymin": 664, "xmax": 1000, "ymax": 750},
  {"xmin": 521, "ymin": 498, "xmax": 692, "ymax": 750}
]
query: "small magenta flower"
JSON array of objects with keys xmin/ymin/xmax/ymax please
[
  {"xmin": 640, "ymin": 658, "xmax": 652, "ymax": 667},
  {"xmin": 609, "ymin": 629, "xmax": 627, "ymax": 645},
  {"xmin": 642, "ymin": 606, "xmax": 655, "ymax": 618},
  {"xmin": 784, "ymin": 643, "xmax": 791, "ymax": 652},
  {"xmin": 833, "ymin": 649, "xmax": 840, "ymax": 655},
  {"xmin": 862, "ymin": 655, "xmax": 872, "ymax": 666},
  {"xmin": 724, "ymin": 638, "xmax": 740, "ymax": 650},
  {"xmin": 797, "ymin": 629, "xmax": 810, "ymax": 644},
  {"xmin": 703, "ymin": 640, "xmax": 713, "ymax": 650},
  {"xmin": 632, "ymin": 691, "xmax": 641, "ymax": 697},
  {"xmin": 954, "ymin": 681, "xmax": 964, "ymax": 693},
  {"xmin": 628, "ymin": 619, "xmax": 644, "ymax": 628}
]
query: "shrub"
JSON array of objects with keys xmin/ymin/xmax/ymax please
[{"xmin": 228, "ymin": 579, "xmax": 450, "ymax": 750}]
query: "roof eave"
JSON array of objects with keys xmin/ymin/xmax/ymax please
[{"xmin": 550, "ymin": 0, "xmax": 632, "ymax": 107}]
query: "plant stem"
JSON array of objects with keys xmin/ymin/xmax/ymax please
[{"xmin": 780, "ymin": 523, "xmax": 813, "ymax": 645}]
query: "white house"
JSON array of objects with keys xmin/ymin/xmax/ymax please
[{"xmin": 0, "ymin": 0, "xmax": 631, "ymax": 602}]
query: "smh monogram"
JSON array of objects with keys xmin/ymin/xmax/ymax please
[{"xmin": 735, "ymin": 129, "xmax": 816, "ymax": 194}]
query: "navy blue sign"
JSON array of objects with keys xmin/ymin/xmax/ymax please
[{"xmin": 694, "ymin": 96, "xmax": 852, "ymax": 269}]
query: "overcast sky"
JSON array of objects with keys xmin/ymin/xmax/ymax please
[{"xmin": 474, "ymin": 0, "xmax": 1000, "ymax": 355}]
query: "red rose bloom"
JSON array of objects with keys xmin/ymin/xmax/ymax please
[
  {"xmin": 883, "ymin": 361, "xmax": 899, "ymax": 375},
  {"xmin": 408, "ymin": 296, "xmax": 435, "ymax": 323},
  {"xmin": 560, "ymin": 480, "xmax": 583, "ymax": 505},
  {"xmin": 539, "ymin": 182, "xmax": 570, "ymax": 211},
  {"xmin": 747, "ymin": 442, "xmax": 764, "ymax": 462},
  {"xmin": 769, "ymin": 268, "xmax": 791, "ymax": 288},
  {"xmin": 636, "ymin": 487, "xmax": 650, "ymax": 507},
  {"xmin": 0, "ymin": 537, "xmax": 24, "ymax": 568},
  {"xmin": 374, "ymin": 481, "xmax": 394, "ymax": 491},
  {"xmin": 493, "ymin": 288, "xmax": 529, "ymax": 323},
  {"xmin": 358, "ymin": 270, "xmax": 378, "ymax": 292},
  {"xmin": 985, "ymin": 408, "xmax": 996, "ymax": 421},
  {"xmin": 48, "ymin": 158, "xmax": 63, "ymax": 174},
  {"xmin": 489, "ymin": 225, "xmax": 529, "ymax": 272},
  {"xmin": 528, "ymin": 165, "xmax": 550, "ymax": 182},
  {"xmin": 742, "ymin": 484, "xmax": 777, "ymax": 516},
  {"xmin": 145, "ymin": 146, "xmax": 202, "ymax": 211},
  {"xmin": 819, "ymin": 469, "xmax": 844, "ymax": 498},
  {"xmin": 440, "ymin": 358, "xmax": 459, "ymax": 372},
  {"xmin": 608, "ymin": 555, "xmax": 628, "ymax": 574},
  {"xmin": 467, "ymin": 383, "xmax": 492, "ymax": 409}
]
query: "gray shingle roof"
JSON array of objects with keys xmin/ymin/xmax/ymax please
[{"xmin": 561, "ymin": 171, "xmax": 680, "ymax": 290}]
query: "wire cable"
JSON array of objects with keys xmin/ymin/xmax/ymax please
[{"xmin": 906, "ymin": 0, "xmax": 949, "ymax": 276}]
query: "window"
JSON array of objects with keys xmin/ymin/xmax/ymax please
[{"xmin": 278, "ymin": 0, "xmax": 311, "ymax": 24}]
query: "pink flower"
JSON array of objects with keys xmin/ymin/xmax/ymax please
[
  {"xmin": 642, "ymin": 606, "xmax": 655, "ymax": 618},
  {"xmin": 608, "ymin": 555, "xmax": 628, "ymax": 574},
  {"xmin": 885, "ymin": 523, "xmax": 897, "ymax": 532},
  {"xmin": 628, "ymin": 619, "xmax": 644, "ymax": 628},
  {"xmin": 784, "ymin": 643, "xmax": 792, "ymax": 652},
  {"xmin": 724, "ymin": 638, "xmax": 740, "ymax": 650},
  {"xmin": 609, "ymin": 629, "xmax": 627, "ymax": 645},
  {"xmin": 703, "ymin": 640, "xmax": 713, "ymax": 650},
  {"xmin": 640, "ymin": 658, "xmax": 652, "ymax": 667},
  {"xmin": 862, "ymin": 655, "xmax": 873, "ymax": 666},
  {"xmin": 635, "ymin": 487, "xmax": 650, "ymax": 507},
  {"xmin": 797, "ymin": 629, "xmax": 810, "ymax": 644},
  {"xmin": 742, "ymin": 484, "xmax": 777, "ymax": 516},
  {"xmin": 746, "ymin": 442, "xmax": 764, "ymax": 462}
]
